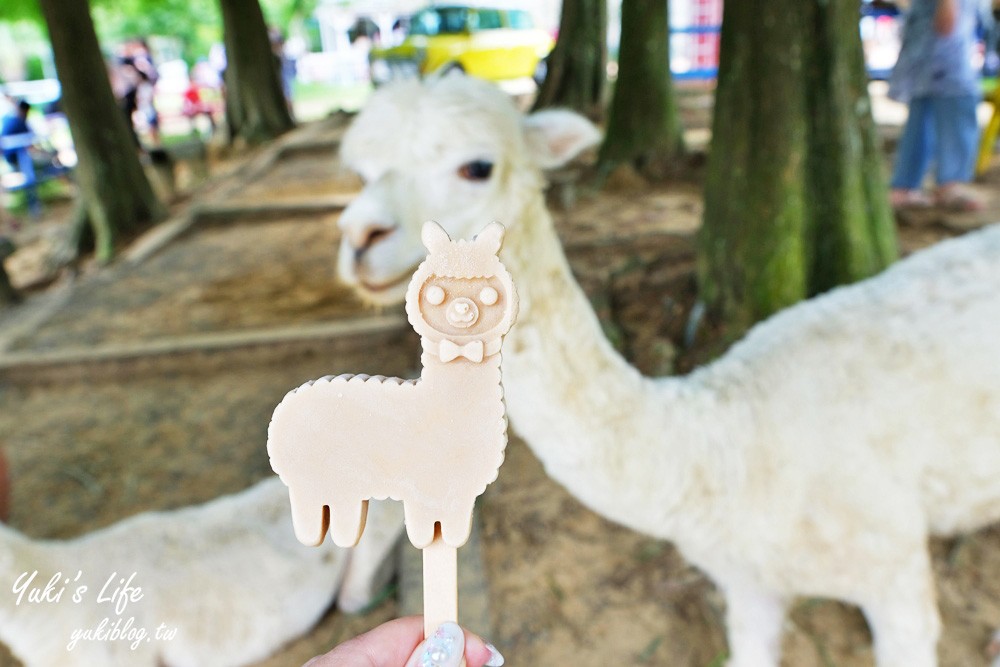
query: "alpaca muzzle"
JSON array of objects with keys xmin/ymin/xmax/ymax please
[{"xmin": 446, "ymin": 298, "xmax": 479, "ymax": 328}]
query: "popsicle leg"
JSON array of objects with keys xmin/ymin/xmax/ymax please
[
  {"xmin": 423, "ymin": 530, "xmax": 458, "ymax": 639},
  {"xmin": 288, "ymin": 488, "xmax": 329, "ymax": 547},
  {"xmin": 403, "ymin": 501, "xmax": 437, "ymax": 549},
  {"xmin": 439, "ymin": 505, "xmax": 474, "ymax": 547},
  {"xmin": 328, "ymin": 498, "xmax": 369, "ymax": 548}
]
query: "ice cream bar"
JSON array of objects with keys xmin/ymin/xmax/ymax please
[{"xmin": 267, "ymin": 221, "xmax": 518, "ymax": 638}]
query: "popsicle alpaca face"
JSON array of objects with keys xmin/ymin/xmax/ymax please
[
  {"xmin": 267, "ymin": 221, "xmax": 517, "ymax": 551},
  {"xmin": 407, "ymin": 221, "xmax": 517, "ymax": 362}
]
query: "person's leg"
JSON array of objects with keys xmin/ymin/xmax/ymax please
[
  {"xmin": 933, "ymin": 93, "xmax": 983, "ymax": 210},
  {"xmin": 15, "ymin": 148, "xmax": 40, "ymax": 217},
  {"xmin": 934, "ymin": 94, "xmax": 980, "ymax": 183},
  {"xmin": 891, "ymin": 96, "xmax": 935, "ymax": 192}
]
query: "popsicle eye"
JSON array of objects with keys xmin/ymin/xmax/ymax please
[
  {"xmin": 425, "ymin": 285, "xmax": 446, "ymax": 305},
  {"xmin": 479, "ymin": 286, "xmax": 498, "ymax": 306}
]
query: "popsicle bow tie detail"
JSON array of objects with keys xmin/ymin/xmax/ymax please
[{"xmin": 439, "ymin": 339, "xmax": 484, "ymax": 363}]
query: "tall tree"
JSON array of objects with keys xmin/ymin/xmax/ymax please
[
  {"xmin": 38, "ymin": 0, "xmax": 166, "ymax": 264},
  {"xmin": 698, "ymin": 0, "xmax": 897, "ymax": 335},
  {"xmin": 598, "ymin": 0, "xmax": 684, "ymax": 177},
  {"xmin": 219, "ymin": 0, "xmax": 295, "ymax": 145},
  {"xmin": 532, "ymin": 0, "xmax": 608, "ymax": 121}
]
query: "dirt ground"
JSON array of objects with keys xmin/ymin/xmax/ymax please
[{"xmin": 1, "ymin": 109, "xmax": 999, "ymax": 667}]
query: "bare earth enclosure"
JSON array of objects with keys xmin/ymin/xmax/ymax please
[{"xmin": 1, "ymin": 113, "xmax": 999, "ymax": 666}]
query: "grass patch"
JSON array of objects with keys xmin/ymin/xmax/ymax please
[{"xmin": 292, "ymin": 81, "xmax": 373, "ymax": 121}]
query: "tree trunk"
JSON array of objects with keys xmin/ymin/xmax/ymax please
[
  {"xmin": 533, "ymin": 0, "xmax": 608, "ymax": 121},
  {"xmin": 698, "ymin": 0, "xmax": 897, "ymax": 336},
  {"xmin": 219, "ymin": 0, "xmax": 295, "ymax": 145},
  {"xmin": 38, "ymin": 0, "xmax": 166, "ymax": 265},
  {"xmin": 0, "ymin": 239, "xmax": 19, "ymax": 306},
  {"xmin": 598, "ymin": 0, "xmax": 684, "ymax": 177}
]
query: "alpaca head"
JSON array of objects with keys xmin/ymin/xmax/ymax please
[
  {"xmin": 404, "ymin": 221, "xmax": 517, "ymax": 357},
  {"xmin": 337, "ymin": 73, "xmax": 601, "ymax": 306}
]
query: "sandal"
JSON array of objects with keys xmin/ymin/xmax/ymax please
[
  {"xmin": 890, "ymin": 189, "xmax": 933, "ymax": 210},
  {"xmin": 935, "ymin": 185, "xmax": 984, "ymax": 212}
]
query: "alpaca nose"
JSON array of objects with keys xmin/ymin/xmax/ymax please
[
  {"xmin": 349, "ymin": 223, "xmax": 396, "ymax": 261},
  {"xmin": 446, "ymin": 297, "xmax": 479, "ymax": 328}
]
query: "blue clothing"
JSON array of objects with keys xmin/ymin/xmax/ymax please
[
  {"xmin": 0, "ymin": 113, "xmax": 28, "ymax": 136},
  {"xmin": 890, "ymin": 93, "xmax": 980, "ymax": 188},
  {"xmin": 1, "ymin": 113, "xmax": 31, "ymax": 166},
  {"xmin": 889, "ymin": 0, "xmax": 983, "ymax": 187},
  {"xmin": 888, "ymin": 0, "xmax": 980, "ymax": 103}
]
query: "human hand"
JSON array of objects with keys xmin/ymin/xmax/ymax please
[{"xmin": 304, "ymin": 616, "xmax": 504, "ymax": 667}]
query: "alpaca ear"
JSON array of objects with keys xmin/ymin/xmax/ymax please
[
  {"xmin": 474, "ymin": 222, "xmax": 505, "ymax": 255},
  {"xmin": 421, "ymin": 221, "xmax": 451, "ymax": 252},
  {"xmin": 523, "ymin": 110, "xmax": 602, "ymax": 169}
]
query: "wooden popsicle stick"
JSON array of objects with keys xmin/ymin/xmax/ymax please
[{"xmin": 422, "ymin": 528, "xmax": 458, "ymax": 639}]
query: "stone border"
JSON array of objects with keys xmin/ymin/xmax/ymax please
[
  {"xmin": 0, "ymin": 314, "xmax": 411, "ymax": 385},
  {"xmin": 1, "ymin": 117, "xmax": 356, "ymax": 355},
  {"xmin": 123, "ymin": 197, "xmax": 353, "ymax": 266}
]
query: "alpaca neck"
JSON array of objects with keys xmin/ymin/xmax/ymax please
[{"xmin": 498, "ymin": 197, "xmax": 715, "ymax": 539}]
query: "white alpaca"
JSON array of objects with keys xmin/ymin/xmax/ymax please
[
  {"xmin": 0, "ymin": 477, "xmax": 403, "ymax": 666},
  {"xmin": 333, "ymin": 75, "xmax": 1000, "ymax": 667},
  {"xmin": 268, "ymin": 222, "xmax": 518, "ymax": 551}
]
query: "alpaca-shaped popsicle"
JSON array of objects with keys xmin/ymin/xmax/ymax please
[{"xmin": 267, "ymin": 221, "xmax": 517, "ymax": 632}]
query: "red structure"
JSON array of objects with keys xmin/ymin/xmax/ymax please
[
  {"xmin": 691, "ymin": 0, "xmax": 722, "ymax": 74},
  {"xmin": 670, "ymin": 0, "xmax": 723, "ymax": 80}
]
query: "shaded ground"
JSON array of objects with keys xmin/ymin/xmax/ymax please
[{"xmin": 1, "ymin": 103, "xmax": 999, "ymax": 666}]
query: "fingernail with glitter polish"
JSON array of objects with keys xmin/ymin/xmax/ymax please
[
  {"xmin": 484, "ymin": 642, "xmax": 505, "ymax": 666},
  {"xmin": 417, "ymin": 622, "xmax": 465, "ymax": 667}
]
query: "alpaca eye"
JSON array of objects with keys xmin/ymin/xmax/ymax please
[
  {"xmin": 458, "ymin": 160, "xmax": 493, "ymax": 181},
  {"xmin": 479, "ymin": 286, "xmax": 498, "ymax": 305},
  {"xmin": 425, "ymin": 285, "xmax": 445, "ymax": 305}
]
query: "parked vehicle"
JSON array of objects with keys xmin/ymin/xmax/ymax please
[{"xmin": 368, "ymin": 5, "xmax": 553, "ymax": 85}]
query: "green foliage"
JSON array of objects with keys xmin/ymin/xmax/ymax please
[
  {"xmin": 0, "ymin": 21, "xmax": 52, "ymax": 83},
  {"xmin": 23, "ymin": 54, "xmax": 45, "ymax": 79},
  {"xmin": 259, "ymin": 0, "xmax": 319, "ymax": 27},
  {"xmin": 0, "ymin": 0, "xmax": 43, "ymax": 23},
  {"xmin": 87, "ymin": 0, "xmax": 317, "ymax": 61},
  {"xmin": 91, "ymin": 0, "xmax": 222, "ymax": 62},
  {"xmin": 3, "ymin": 0, "xmax": 320, "ymax": 64}
]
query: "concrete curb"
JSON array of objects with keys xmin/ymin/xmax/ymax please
[{"xmin": 0, "ymin": 315, "xmax": 411, "ymax": 385}]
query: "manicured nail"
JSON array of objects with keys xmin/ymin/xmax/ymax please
[
  {"xmin": 418, "ymin": 622, "xmax": 465, "ymax": 667},
  {"xmin": 485, "ymin": 642, "xmax": 505, "ymax": 666}
]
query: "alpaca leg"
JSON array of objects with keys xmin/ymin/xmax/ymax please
[
  {"xmin": 723, "ymin": 582, "xmax": 787, "ymax": 667},
  {"xmin": 403, "ymin": 502, "xmax": 438, "ymax": 549},
  {"xmin": 338, "ymin": 500, "xmax": 406, "ymax": 613},
  {"xmin": 328, "ymin": 498, "xmax": 369, "ymax": 548},
  {"xmin": 861, "ymin": 554, "xmax": 940, "ymax": 667},
  {"xmin": 288, "ymin": 488, "xmax": 329, "ymax": 547}
]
